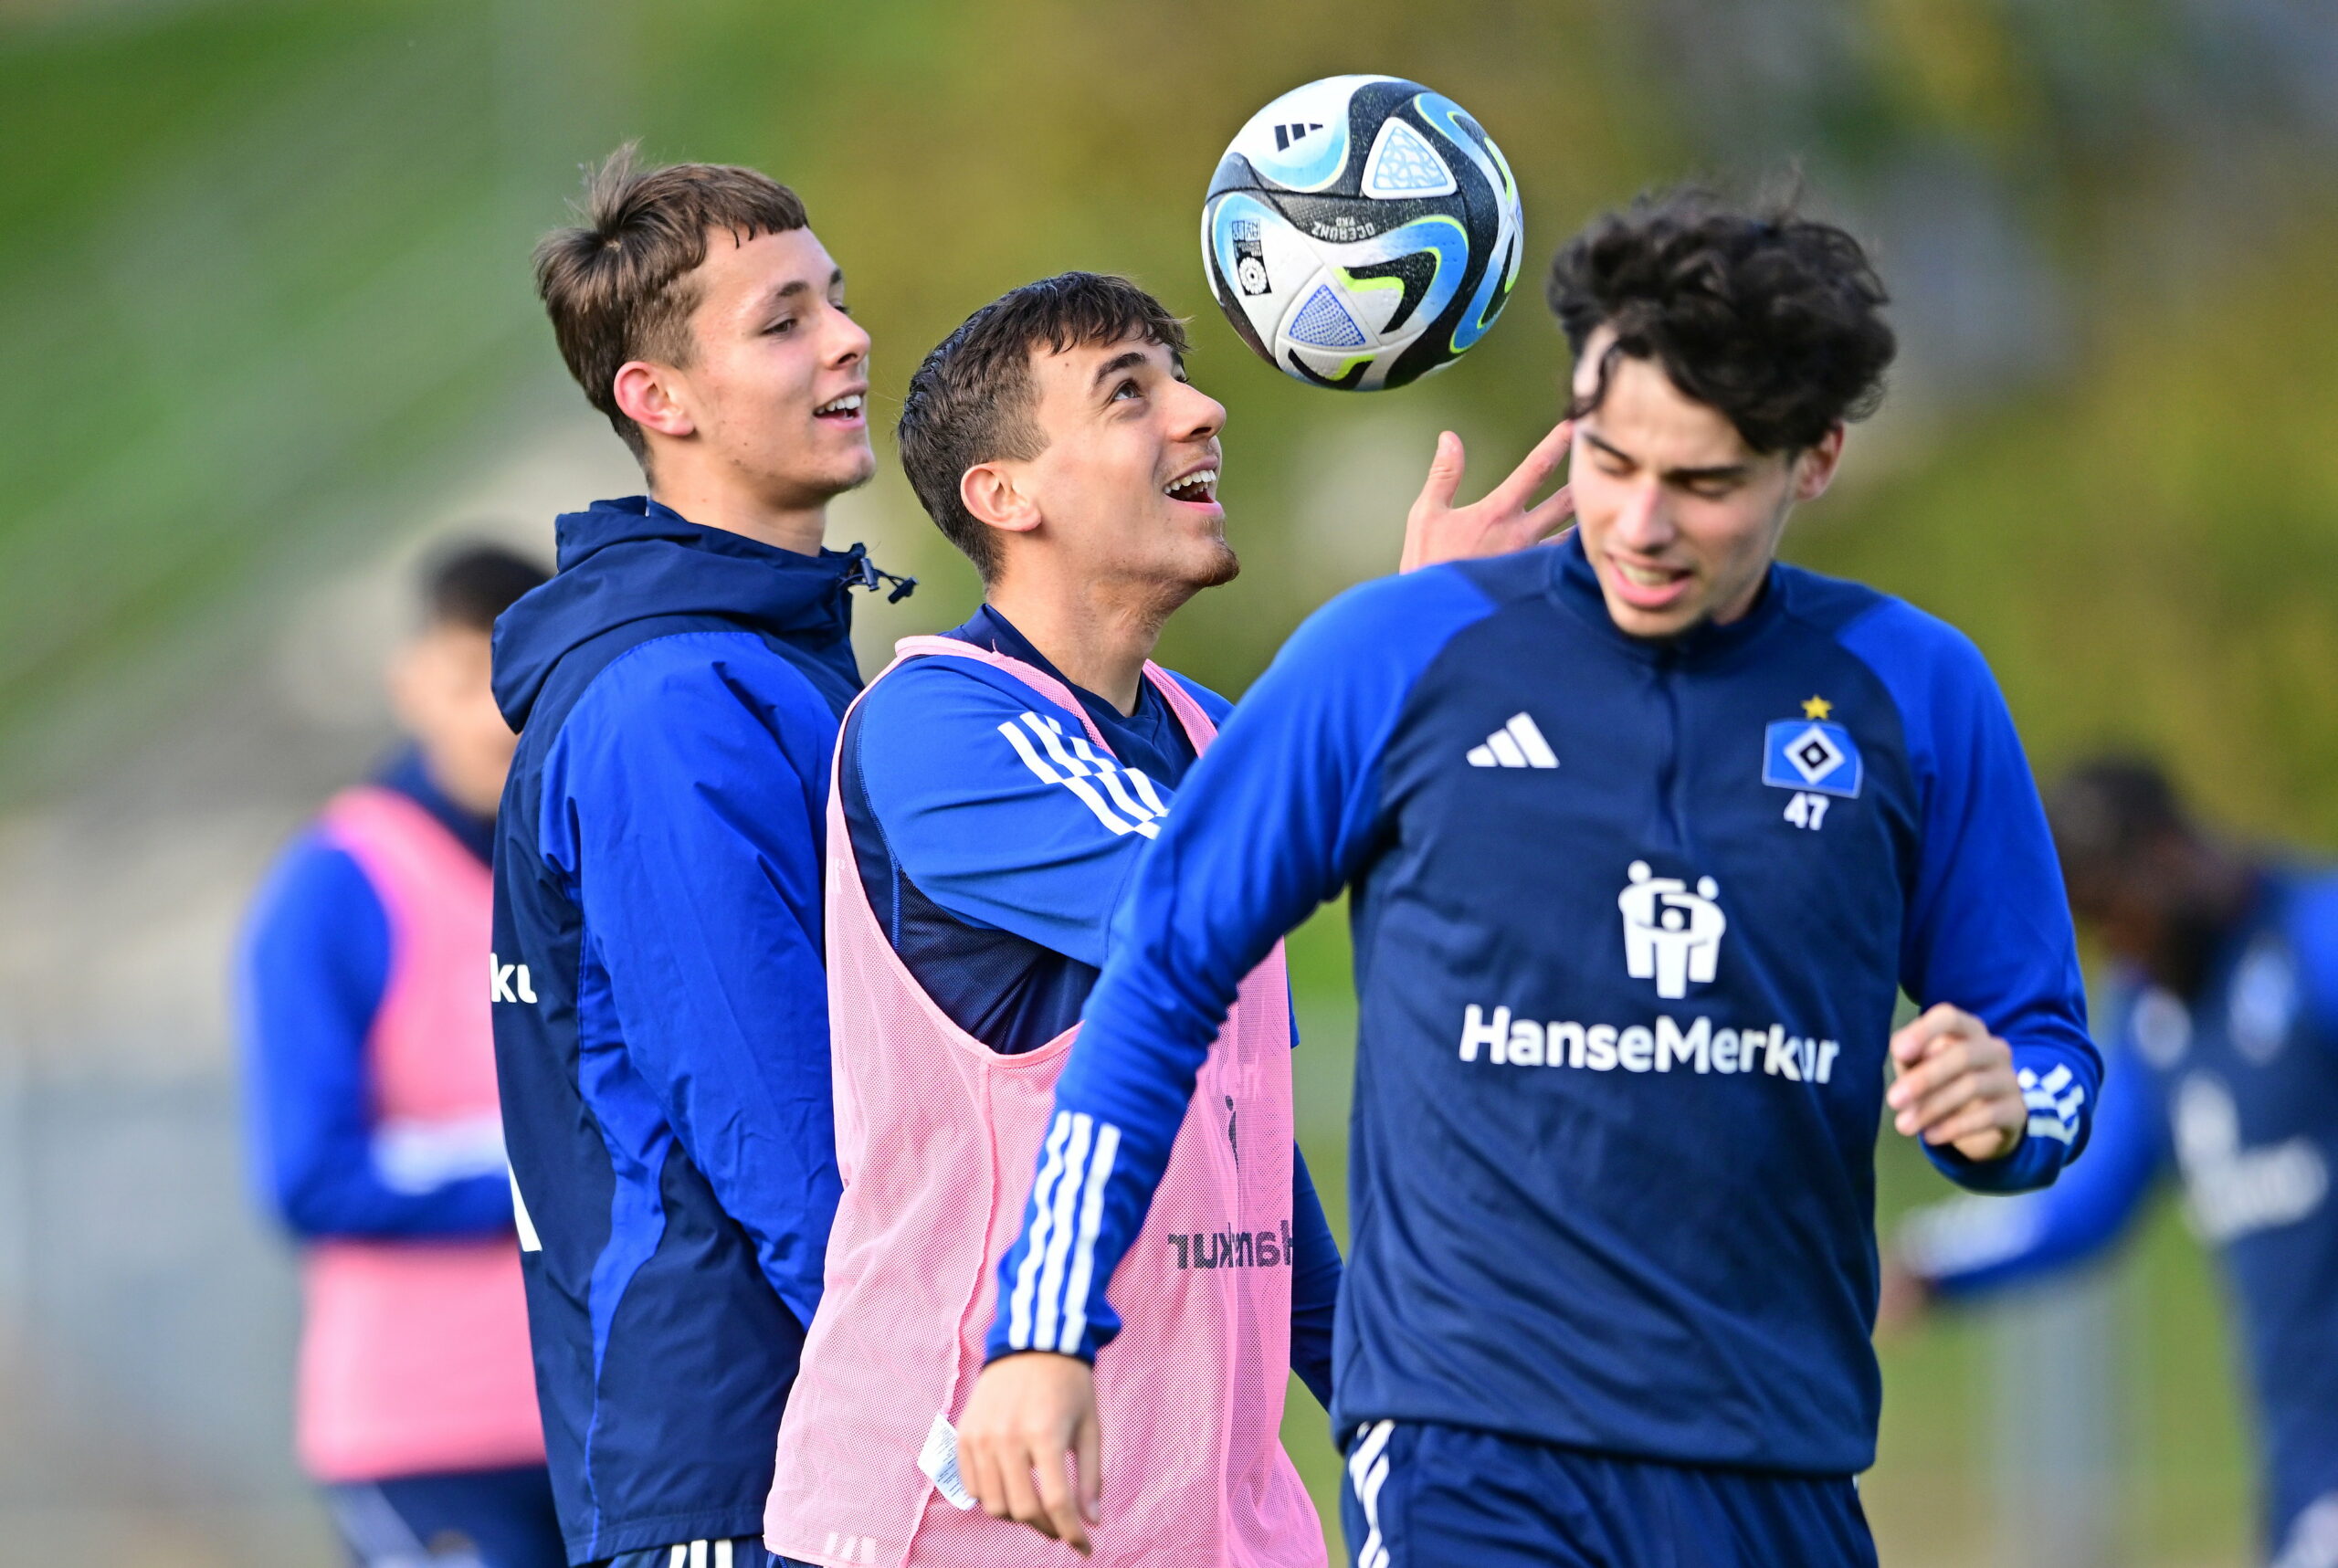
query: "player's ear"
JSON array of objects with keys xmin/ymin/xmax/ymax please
[
  {"xmin": 960, "ymin": 461, "xmax": 1041, "ymax": 538},
  {"xmin": 1791, "ymin": 425, "xmax": 1847, "ymax": 503},
  {"xmin": 612, "ymin": 360, "xmax": 697, "ymax": 440}
]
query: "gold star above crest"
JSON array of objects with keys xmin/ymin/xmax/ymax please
[{"xmin": 1801, "ymin": 695, "xmax": 1833, "ymax": 721}]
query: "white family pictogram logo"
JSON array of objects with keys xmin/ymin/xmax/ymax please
[{"xmin": 1619, "ymin": 861, "xmax": 1726, "ymax": 1000}]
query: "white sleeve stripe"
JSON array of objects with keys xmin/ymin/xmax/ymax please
[
  {"xmin": 1024, "ymin": 712, "xmax": 1095, "ymax": 777},
  {"xmin": 1126, "ymin": 767, "xmax": 1170, "ymax": 816},
  {"xmin": 1009, "ymin": 1111, "xmax": 1076, "ymax": 1349},
  {"xmin": 1056, "ymin": 724, "xmax": 1164, "ymax": 827},
  {"xmin": 1061, "ymin": 730, "xmax": 1120, "ymax": 780},
  {"xmin": 1000, "ymin": 716, "xmax": 1072, "ymax": 783},
  {"xmin": 1055, "ymin": 1121, "xmax": 1121, "ymax": 1352},
  {"xmin": 997, "ymin": 719, "xmax": 1157, "ymax": 840},
  {"xmin": 1088, "ymin": 758, "xmax": 1159, "ymax": 826},
  {"xmin": 1033, "ymin": 1113, "xmax": 1095, "ymax": 1350}
]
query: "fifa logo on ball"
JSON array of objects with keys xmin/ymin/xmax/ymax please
[
  {"xmin": 1230, "ymin": 219, "xmax": 1270, "ymax": 297},
  {"xmin": 1619, "ymin": 862, "xmax": 1726, "ymax": 1000}
]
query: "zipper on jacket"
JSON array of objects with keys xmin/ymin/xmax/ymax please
[{"xmin": 1654, "ymin": 647, "xmax": 1690, "ymax": 852}]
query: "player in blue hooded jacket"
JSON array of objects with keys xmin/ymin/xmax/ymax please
[
  {"xmin": 1890, "ymin": 758, "xmax": 2338, "ymax": 1568},
  {"xmin": 490, "ymin": 149, "xmax": 911, "ymax": 1567},
  {"xmin": 957, "ymin": 191, "xmax": 2101, "ymax": 1566}
]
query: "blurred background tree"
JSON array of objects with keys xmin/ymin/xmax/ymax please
[{"xmin": 2, "ymin": 0, "xmax": 2333, "ymax": 1562}]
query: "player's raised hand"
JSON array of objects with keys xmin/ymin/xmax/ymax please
[
  {"xmin": 954, "ymin": 1351, "xmax": 1101, "ymax": 1557},
  {"xmin": 1886, "ymin": 1003, "xmax": 2027, "ymax": 1162},
  {"xmin": 1400, "ymin": 420, "xmax": 1574, "ymax": 573}
]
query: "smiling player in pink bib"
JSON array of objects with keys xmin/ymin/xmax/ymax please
[{"xmin": 763, "ymin": 275, "xmax": 1332, "ymax": 1567}]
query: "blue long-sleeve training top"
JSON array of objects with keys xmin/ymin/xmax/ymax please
[
  {"xmin": 490, "ymin": 497, "xmax": 888, "ymax": 1561},
  {"xmin": 1904, "ymin": 869, "xmax": 2338, "ymax": 1543},
  {"xmin": 838, "ymin": 605, "xmax": 1341, "ymax": 1405},
  {"xmin": 990, "ymin": 535, "xmax": 2099, "ymax": 1477},
  {"xmin": 237, "ymin": 750, "xmax": 515, "ymax": 1240}
]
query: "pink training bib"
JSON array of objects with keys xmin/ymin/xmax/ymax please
[
  {"xmin": 765, "ymin": 638, "xmax": 1323, "ymax": 1568},
  {"xmin": 298, "ymin": 786, "xmax": 544, "ymax": 1483}
]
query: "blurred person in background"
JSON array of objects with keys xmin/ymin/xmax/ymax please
[
  {"xmin": 1886, "ymin": 756, "xmax": 2338, "ymax": 1568},
  {"xmin": 238, "ymin": 542, "xmax": 560, "ymax": 1568},
  {"xmin": 491, "ymin": 146, "xmax": 909, "ymax": 1568}
]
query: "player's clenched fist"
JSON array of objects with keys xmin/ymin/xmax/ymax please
[
  {"xmin": 956, "ymin": 1352, "xmax": 1102, "ymax": 1557},
  {"xmin": 1886, "ymin": 1003, "xmax": 2027, "ymax": 1162}
]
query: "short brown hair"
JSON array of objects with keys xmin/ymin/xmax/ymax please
[
  {"xmin": 897, "ymin": 273, "xmax": 1188, "ymax": 580},
  {"xmin": 533, "ymin": 143, "xmax": 809, "ymax": 464}
]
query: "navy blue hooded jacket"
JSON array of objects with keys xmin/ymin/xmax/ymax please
[
  {"xmin": 991, "ymin": 536, "xmax": 2099, "ymax": 1478},
  {"xmin": 490, "ymin": 497, "xmax": 876, "ymax": 1562}
]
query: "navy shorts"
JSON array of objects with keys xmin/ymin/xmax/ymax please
[
  {"xmin": 1339, "ymin": 1421, "xmax": 1877, "ymax": 1568},
  {"xmin": 324, "ymin": 1464, "xmax": 566, "ymax": 1568}
]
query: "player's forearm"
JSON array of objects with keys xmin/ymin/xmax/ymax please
[
  {"xmin": 1922, "ymin": 1038, "xmax": 2099, "ymax": 1193},
  {"xmin": 273, "ymin": 1161, "xmax": 515, "ymax": 1240},
  {"xmin": 1902, "ymin": 1193, "xmax": 2099, "ymax": 1300},
  {"xmin": 985, "ymin": 1005, "xmax": 1209, "ymax": 1363},
  {"xmin": 983, "ymin": 595, "xmax": 1390, "ymax": 1364}
]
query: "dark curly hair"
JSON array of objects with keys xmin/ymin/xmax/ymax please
[{"xmin": 1546, "ymin": 189, "xmax": 1895, "ymax": 454}]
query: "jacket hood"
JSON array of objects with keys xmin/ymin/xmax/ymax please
[{"xmin": 492, "ymin": 496, "xmax": 878, "ymax": 729}]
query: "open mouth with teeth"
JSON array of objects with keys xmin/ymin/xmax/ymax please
[
  {"xmin": 813, "ymin": 393, "xmax": 865, "ymax": 422},
  {"xmin": 1163, "ymin": 467, "xmax": 1219, "ymax": 506}
]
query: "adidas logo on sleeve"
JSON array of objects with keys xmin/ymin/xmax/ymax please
[{"xmin": 1467, "ymin": 712, "xmax": 1558, "ymax": 770}]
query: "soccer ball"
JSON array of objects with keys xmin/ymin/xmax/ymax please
[{"xmin": 1201, "ymin": 75, "xmax": 1524, "ymax": 392}]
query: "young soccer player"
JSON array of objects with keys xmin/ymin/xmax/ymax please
[
  {"xmin": 761, "ymin": 273, "xmax": 1330, "ymax": 1568},
  {"xmin": 240, "ymin": 544, "xmax": 562, "ymax": 1568},
  {"xmin": 491, "ymin": 147, "xmax": 910, "ymax": 1568},
  {"xmin": 959, "ymin": 191, "xmax": 2102, "ymax": 1565},
  {"xmin": 763, "ymin": 272, "xmax": 1568, "ymax": 1568},
  {"xmin": 1889, "ymin": 758, "xmax": 2338, "ymax": 1568}
]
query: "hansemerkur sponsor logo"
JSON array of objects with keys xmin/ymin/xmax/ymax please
[{"xmin": 1165, "ymin": 1220, "xmax": 1299, "ymax": 1270}]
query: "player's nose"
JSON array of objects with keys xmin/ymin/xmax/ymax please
[
  {"xmin": 1170, "ymin": 380, "xmax": 1226, "ymax": 443},
  {"xmin": 823, "ymin": 303, "xmax": 871, "ymax": 368},
  {"xmin": 1611, "ymin": 479, "xmax": 1673, "ymax": 547}
]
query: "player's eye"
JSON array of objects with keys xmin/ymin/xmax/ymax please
[
  {"xmin": 764, "ymin": 316, "xmax": 796, "ymax": 336},
  {"xmin": 1110, "ymin": 379, "xmax": 1142, "ymax": 402}
]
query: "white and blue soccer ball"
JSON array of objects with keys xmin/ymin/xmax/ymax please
[{"xmin": 1201, "ymin": 75, "xmax": 1524, "ymax": 391}]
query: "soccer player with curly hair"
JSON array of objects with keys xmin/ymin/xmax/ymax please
[{"xmin": 957, "ymin": 189, "xmax": 2103, "ymax": 1567}]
